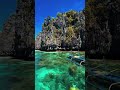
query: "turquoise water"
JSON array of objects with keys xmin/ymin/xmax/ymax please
[{"xmin": 35, "ymin": 50, "xmax": 85, "ymax": 90}]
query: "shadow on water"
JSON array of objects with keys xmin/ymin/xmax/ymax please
[
  {"xmin": 86, "ymin": 60, "xmax": 120, "ymax": 90},
  {"xmin": 0, "ymin": 57, "xmax": 34, "ymax": 90}
]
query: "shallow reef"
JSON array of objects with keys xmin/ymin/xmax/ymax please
[{"xmin": 35, "ymin": 50, "xmax": 85, "ymax": 90}]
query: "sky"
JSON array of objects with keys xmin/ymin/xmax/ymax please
[
  {"xmin": 35, "ymin": 0, "xmax": 85, "ymax": 37},
  {"xmin": 0, "ymin": 0, "xmax": 16, "ymax": 31}
]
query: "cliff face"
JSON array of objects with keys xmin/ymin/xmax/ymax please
[
  {"xmin": 35, "ymin": 10, "xmax": 85, "ymax": 51},
  {"xmin": 86, "ymin": 0, "xmax": 120, "ymax": 59},
  {"xmin": 0, "ymin": 14, "xmax": 16, "ymax": 55},
  {"xmin": 107, "ymin": 0, "xmax": 120, "ymax": 59},
  {"xmin": 0, "ymin": 0, "xmax": 34, "ymax": 60},
  {"xmin": 35, "ymin": 33, "xmax": 42, "ymax": 49},
  {"xmin": 14, "ymin": 0, "xmax": 34, "ymax": 59}
]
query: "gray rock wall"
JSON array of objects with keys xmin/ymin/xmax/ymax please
[{"xmin": 35, "ymin": 10, "xmax": 85, "ymax": 51}]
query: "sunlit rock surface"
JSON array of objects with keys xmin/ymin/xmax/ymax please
[{"xmin": 35, "ymin": 10, "xmax": 85, "ymax": 51}]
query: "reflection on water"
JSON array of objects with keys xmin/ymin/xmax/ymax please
[
  {"xmin": 35, "ymin": 50, "xmax": 85, "ymax": 90},
  {"xmin": 0, "ymin": 57, "xmax": 34, "ymax": 90}
]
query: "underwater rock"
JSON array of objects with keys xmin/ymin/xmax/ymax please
[
  {"xmin": 48, "ymin": 73, "xmax": 55, "ymax": 79},
  {"xmin": 68, "ymin": 65, "xmax": 77, "ymax": 76},
  {"xmin": 36, "ymin": 52, "xmax": 85, "ymax": 90}
]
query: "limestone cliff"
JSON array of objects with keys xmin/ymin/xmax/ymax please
[
  {"xmin": 0, "ymin": 14, "xmax": 16, "ymax": 55},
  {"xmin": 86, "ymin": 0, "xmax": 120, "ymax": 59},
  {"xmin": 35, "ymin": 10, "xmax": 85, "ymax": 51},
  {"xmin": 0, "ymin": 0, "xmax": 34, "ymax": 60}
]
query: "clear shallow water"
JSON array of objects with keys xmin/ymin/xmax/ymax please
[
  {"xmin": 35, "ymin": 50, "xmax": 85, "ymax": 90},
  {"xmin": 0, "ymin": 57, "xmax": 34, "ymax": 90}
]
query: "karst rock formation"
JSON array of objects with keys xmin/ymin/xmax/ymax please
[
  {"xmin": 35, "ymin": 10, "xmax": 85, "ymax": 51},
  {"xmin": 0, "ymin": 0, "xmax": 34, "ymax": 60}
]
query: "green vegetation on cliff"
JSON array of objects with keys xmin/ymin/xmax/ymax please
[{"xmin": 35, "ymin": 10, "xmax": 85, "ymax": 51}]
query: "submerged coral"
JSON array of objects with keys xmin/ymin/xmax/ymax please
[{"xmin": 35, "ymin": 51, "xmax": 85, "ymax": 90}]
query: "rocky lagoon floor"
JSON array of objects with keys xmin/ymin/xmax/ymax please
[
  {"xmin": 35, "ymin": 50, "xmax": 85, "ymax": 90},
  {"xmin": 0, "ymin": 51, "xmax": 85, "ymax": 90}
]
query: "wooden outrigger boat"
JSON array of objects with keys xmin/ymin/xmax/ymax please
[{"xmin": 68, "ymin": 55, "xmax": 85, "ymax": 66}]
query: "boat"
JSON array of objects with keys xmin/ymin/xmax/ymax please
[{"xmin": 68, "ymin": 55, "xmax": 85, "ymax": 65}]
